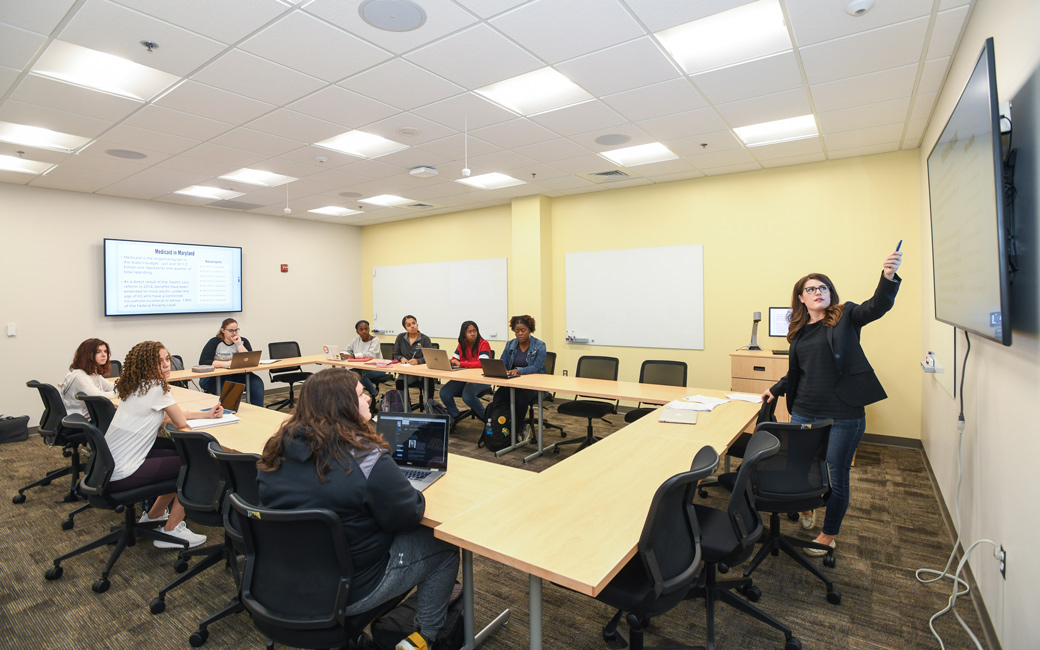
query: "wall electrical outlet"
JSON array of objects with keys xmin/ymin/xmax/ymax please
[{"xmin": 998, "ymin": 546, "xmax": 1007, "ymax": 579}]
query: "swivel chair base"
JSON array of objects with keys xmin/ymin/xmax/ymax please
[
  {"xmin": 743, "ymin": 512, "xmax": 841, "ymax": 604},
  {"xmin": 687, "ymin": 564, "xmax": 802, "ymax": 650}
]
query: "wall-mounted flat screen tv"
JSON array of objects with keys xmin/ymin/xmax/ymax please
[
  {"xmin": 927, "ymin": 37, "xmax": 1011, "ymax": 346},
  {"xmin": 104, "ymin": 238, "xmax": 242, "ymax": 316}
]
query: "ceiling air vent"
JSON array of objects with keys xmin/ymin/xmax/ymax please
[
  {"xmin": 578, "ymin": 169, "xmax": 637, "ymax": 184},
  {"xmin": 592, "ymin": 169, "xmax": 629, "ymax": 178},
  {"xmin": 206, "ymin": 200, "xmax": 266, "ymax": 211},
  {"xmin": 402, "ymin": 202, "xmax": 439, "ymax": 211}
]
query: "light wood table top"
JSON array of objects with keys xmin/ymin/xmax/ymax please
[{"xmin": 168, "ymin": 354, "xmax": 327, "ymax": 382}]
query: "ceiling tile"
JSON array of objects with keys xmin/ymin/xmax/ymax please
[
  {"xmin": 691, "ymin": 51, "xmax": 803, "ymax": 106},
  {"xmin": 0, "ymin": 0, "xmax": 77, "ymax": 35},
  {"xmin": 909, "ymin": 93, "xmax": 936, "ymax": 122},
  {"xmin": 699, "ymin": 160, "xmax": 761, "ymax": 176},
  {"xmin": 809, "ymin": 64, "xmax": 918, "ymax": 113},
  {"xmin": 491, "ymin": 0, "xmax": 645, "ymax": 64},
  {"xmin": 156, "ymin": 81, "xmax": 275, "ymax": 124},
  {"xmin": 342, "ymin": 59, "xmax": 463, "ymax": 111},
  {"xmin": 919, "ymin": 57, "xmax": 950, "ymax": 94},
  {"xmin": 247, "ymin": 108, "xmax": 346, "ymax": 144},
  {"xmin": 411, "ymin": 92, "xmax": 516, "ymax": 131},
  {"xmin": 155, "ymin": 154, "xmax": 235, "ymax": 177},
  {"xmin": 687, "ymin": 147, "xmax": 757, "ymax": 170},
  {"xmin": 828, "ymin": 142, "xmax": 900, "ymax": 159},
  {"xmin": 646, "ymin": 169, "xmax": 705, "ymax": 183},
  {"xmin": 0, "ymin": 99, "xmax": 111, "ymax": 138},
  {"xmin": 10, "ymin": 74, "xmax": 142, "ymax": 122},
  {"xmin": 111, "ymin": 0, "xmax": 291, "ymax": 44},
  {"xmin": 0, "ymin": 64, "xmax": 18, "ymax": 97},
  {"xmin": 556, "ymin": 37, "xmax": 681, "ymax": 97},
  {"xmin": 191, "ymin": 49, "xmax": 326, "ymax": 106},
  {"xmin": 760, "ymin": 152, "xmax": 826, "ymax": 168},
  {"xmin": 467, "ymin": 149, "xmax": 537, "ymax": 173},
  {"xmin": 824, "ymin": 123, "xmax": 904, "ymax": 151},
  {"xmin": 529, "ymin": 100, "xmax": 627, "ymax": 136},
  {"xmin": 348, "ymin": 145, "xmax": 452, "ymax": 171},
  {"xmin": 289, "ymin": 86, "xmax": 399, "ymax": 129},
  {"xmin": 602, "ymin": 78, "xmax": 706, "ymax": 122},
  {"xmin": 101, "ymin": 124, "xmax": 200, "ymax": 155},
  {"xmin": 528, "ymin": 174, "xmax": 594, "ymax": 191},
  {"xmin": 57, "ymin": 1, "xmax": 227, "ymax": 76},
  {"xmin": 306, "ymin": 0, "xmax": 478, "ymax": 55},
  {"xmin": 123, "ymin": 104, "xmax": 232, "ymax": 141},
  {"xmin": 800, "ymin": 18, "xmax": 930, "ymax": 85},
  {"xmin": 939, "ymin": 0, "xmax": 971, "ymax": 9},
  {"xmin": 471, "ymin": 118, "xmax": 558, "ymax": 149},
  {"xmin": 239, "ymin": 11, "xmax": 391, "ymax": 83},
  {"xmin": 29, "ymin": 173, "xmax": 109, "ymax": 192},
  {"xmin": 622, "ymin": 0, "xmax": 755, "ymax": 33},
  {"xmin": 750, "ymin": 136, "xmax": 824, "ymax": 161},
  {"xmin": 99, "ymin": 166, "xmax": 210, "ymax": 200},
  {"xmin": 78, "ymin": 140, "xmax": 173, "ymax": 165},
  {"xmin": 818, "ymin": 97, "xmax": 910, "ymax": 132},
  {"xmin": 514, "ymin": 138, "xmax": 592, "ymax": 163},
  {"xmin": 551, "ymin": 153, "xmax": 616, "ymax": 174},
  {"xmin": 639, "ymin": 107, "xmax": 728, "ymax": 141},
  {"xmin": 927, "ymin": 6, "xmax": 970, "ymax": 60},
  {"xmin": 418, "ymin": 133, "xmax": 498, "ymax": 160},
  {"xmin": 632, "ymin": 157, "xmax": 693, "ymax": 177},
  {"xmin": 405, "ymin": 24, "xmax": 542, "ymax": 89},
  {"xmin": 0, "ymin": 23, "xmax": 46, "ymax": 70},
  {"xmin": 337, "ymin": 158, "xmax": 406, "ymax": 181},
  {"xmin": 56, "ymin": 151, "xmax": 149, "ymax": 176},
  {"xmin": 786, "ymin": 0, "xmax": 932, "ymax": 47},
  {"xmin": 716, "ymin": 87, "xmax": 812, "ymax": 128},
  {"xmin": 568, "ymin": 123, "xmax": 655, "ymax": 151},
  {"xmin": 361, "ymin": 112, "xmax": 456, "ymax": 146},
  {"xmin": 179, "ymin": 141, "xmax": 268, "ymax": 167}
]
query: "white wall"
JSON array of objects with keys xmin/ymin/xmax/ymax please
[
  {"xmin": 919, "ymin": 1, "xmax": 1040, "ymax": 647},
  {"xmin": 0, "ymin": 184, "xmax": 363, "ymax": 425}
]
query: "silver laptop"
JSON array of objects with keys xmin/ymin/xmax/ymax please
[
  {"xmin": 378, "ymin": 413, "xmax": 450, "ymax": 491},
  {"xmin": 229, "ymin": 350, "xmax": 261, "ymax": 369},
  {"xmin": 658, "ymin": 408, "xmax": 698, "ymax": 425},
  {"xmin": 421, "ymin": 347, "xmax": 461, "ymax": 372},
  {"xmin": 480, "ymin": 358, "xmax": 516, "ymax": 379}
]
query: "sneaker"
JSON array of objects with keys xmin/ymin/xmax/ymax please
[
  {"xmin": 805, "ymin": 538, "xmax": 836, "ymax": 557},
  {"xmin": 153, "ymin": 521, "xmax": 207, "ymax": 549},
  {"xmin": 138, "ymin": 508, "xmax": 169, "ymax": 525},
  {"xmin": 799, "ymin": 510, "xmax": 816, "ymax": 530},
  {"xmin": 396, "ymin": 631, "xmax": 431, "ymax": 650}
]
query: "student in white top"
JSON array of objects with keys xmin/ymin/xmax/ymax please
[
  {"xmin": 60, "ymin": 338, "xmax": 116, "ymax": 418},
  {"xmin": 107, "ymin": 340, "xmax": 222, "ymax": 548},
  {"xmin": 340, "ymin": 320, "xmax": 387, "ymax": 398}
]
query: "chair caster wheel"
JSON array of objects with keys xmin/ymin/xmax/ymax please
[
  {"xmin": 698, "ymin": 489, "xmax": 708, "ymax": 498},
  {"xmin": 823, "ymin": 555, "xmax": 836, "ymax": 569},
  {"xmin": 718, "ymin": 563, "xmax": 730, "ymax": 574},
  {"xmin": 189, "ymin": 629, "xmax": 209, "ymax": 647},
  {"xmin": 45, "ymin": 566, "xmax": 63, "ymax": 580},
  {"xmin": 150, "ymin": 598, "xmax": 166, "ymax": 614},
  {"xmin": 174, "ymin": 559, "xmax": 189, "ymax": 573},
  {"xmin": 12, "ymin": 494, "xmax": 26, "ymax": 504},
  {"xmin": 602, "ymin": 629, "xmax": 617, "ymax": 642},
  {"xmin": 787, "ymin": 512, "xmax": 800, "ymax": 521},
  {"xmin": 826, "ymin": 590, "xmax": 842, "ymax": 605},
  {"xmin": 61, "ymin": 519, "xmax": 74, "ymax": 530},
  {"xmin": 785, "ymin": 636, "xmax": 802, "ymax": 650},
  {"xmin": 92, "ymin": 579, "xmax": 110, "ymax": 593},
  {"xmin": 739, "ymin": 585, "xmax": 761, "ymax": 602},
  {"xmin": 639, "ymin": 616, "xmax": 652, "ymax": 629},
  {"xmin": 62, "ymin": 492, "xmax": 79, "ymax": 503}
]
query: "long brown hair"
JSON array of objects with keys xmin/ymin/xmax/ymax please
[
  {"xmin": 258, "ymin": 368, "xmax": 388, "ymax": 481},
  {"xmin": 216, "ymin": 318, "xmax": 238, "ymax": 340},
  {"xmin": 787, "ymin": 273, "xmax": 845, "ymax": 343},
  {"xmin": 116, "ymin": 341, "xmax": 170, "ymax": 399},
  {"xmin": 70, "ymin": 338, "xmax": 111, "ymax": 376}
]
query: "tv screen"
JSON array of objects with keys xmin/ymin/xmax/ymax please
[
  {"xmin": 927, "ymin": 38, "xmax": 1011, "ymax": 346},
  {"xmin": 104, "ymin": 238, "xmax": 242, "ymax": 316}
]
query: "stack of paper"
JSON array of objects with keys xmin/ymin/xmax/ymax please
[
  {"xmin": 726, "ymin": 393, "xmax": 763, "ymax": 403},
  {"xmin": 680, "ymin": 395, "xmax": 730, "ymax": 411},
  {"xmin": 187, "ymin": 413, "xmax": 241, "ymax": 430},
  {"xmin": 665, "ymin": 400, "xmax": 714, "ymax": 412}
]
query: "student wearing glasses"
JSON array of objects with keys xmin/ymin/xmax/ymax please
[
  {"xmin": 198, "ymin": 318, "xmax": 265, "ymax": 407},
  {"xmin": 763, "ymin": 249, "xmax": 903, "ymax": 557}
]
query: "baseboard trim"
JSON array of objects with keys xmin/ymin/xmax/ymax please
[
  {"xmin": 919, "ymin": 448, "xmax": 1002, "ymax": 650},
  {"xmin": 861, "ymin": 433, "xmax": 922, "ymax": 449}
]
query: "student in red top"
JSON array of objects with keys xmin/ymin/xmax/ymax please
[{"xmin": 438, "ymin": 321, "xmax": 491, "ymax": 427}]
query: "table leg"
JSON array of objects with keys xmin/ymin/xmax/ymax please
[
  {"xmin": 524, "ymin": 392, "xmax": 555, "ymax": 463},
  {"xmin": 495, "ymin": 388, "xmax": 531, "ymax": 457},
  {"xmin": 461, "ymin": 549, "xmax": 510, "ymax": 650},
  {"xmin": 529, "ymin": 574, "xmax": 543, "ymax": 650}
]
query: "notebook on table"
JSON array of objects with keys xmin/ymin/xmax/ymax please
[
  {"xmin": 421, "ymin": 347, "xmax": 462, "ymax": 372},
  {"xmin": 377, "ymin": 413, "xmax": 450, "ymax": 492},
  {"xmin": 480, "ymin": 358, "xmax": 516, "ymax": 379},
  {"xmin": 229, "ymin": 350, "xmax": 262, "ymax": 369}
]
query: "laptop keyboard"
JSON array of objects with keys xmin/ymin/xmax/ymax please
[{"xmin": 402, "ymin": 469, "xmax": 431, "ymax": 481}]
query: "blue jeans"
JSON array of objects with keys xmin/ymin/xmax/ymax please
[
  {"xmin": 355, "ymin": 369, "xmax": 387, "ymax": 396},
  {"xmin": 790, "ymin": 411, "xmax": 866, "ymax": 536},
  {"xmin": 439, "ymin": 380, "xmax": 489, "ymax": 421},
  {"xmin": 200, "ymin": 373, "xmax": 265, "ymax": 407}
]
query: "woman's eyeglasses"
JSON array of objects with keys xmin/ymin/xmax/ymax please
[{"xmin": 803, "ymin": 285, "xmax": 830, "ymax": 295}]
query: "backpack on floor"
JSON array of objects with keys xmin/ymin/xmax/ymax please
[
  {"xmin": 371, "ymin": 583, "xmax": 464, "ymax": 650},
  {"xmin": 425, "ymin": 399, "xmax": 454, "ymax": 431},
  {"xmin": 477, "ymin": 399, "xmax": 512, "ymax": 452},
  {"xmin": 380, "ymin": 389, "xmax": 408, "ymax": 414}
]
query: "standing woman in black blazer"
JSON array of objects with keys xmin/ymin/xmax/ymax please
[{"xmin": 763, "ymin": 249, "xmax": 902, "ymax": 556}]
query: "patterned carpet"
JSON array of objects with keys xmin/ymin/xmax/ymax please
[{"xmin": 0, "ymin": 393, "xmax": 989, "ymax": 650}]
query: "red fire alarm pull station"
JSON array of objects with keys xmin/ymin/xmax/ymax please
[{"xmin": 280, "ymin": 264, "xmax": 288, "ymax": 273}]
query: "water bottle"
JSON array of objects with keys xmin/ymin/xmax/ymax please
[{"xmin": 484, "ymin": 418, "xmax": 493, "ymax": 438}]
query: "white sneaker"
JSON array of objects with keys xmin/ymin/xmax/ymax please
[
  {"xmin": 800, "ymin": 510, "xmax": 816, "ymax": 530},
  {"xmin": 138, "ymin": 508, "xmax": 169, "ymax": 525},
  {"xmin": 154, "ymin": 521, "xmax": 207, "ymax": 549}
]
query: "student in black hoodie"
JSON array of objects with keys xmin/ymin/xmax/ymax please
[{"xmin": 258, "ymin": 367, "xmax": 458, "ymax": 650}]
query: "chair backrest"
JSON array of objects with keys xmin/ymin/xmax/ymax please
[
  {"xmin": 167, "ymin": 426, "xmax": 226, "ymax": 527},
  {"xmin": 723, "ymin": 430, "xmax": 780, "ymax": 557},
  {"xmin": 62, "ymin": 416, "xmax": 115, "ymax": 503},
  {"xmin": 380, "ymin": 342, "xmax": 394, "ymax": 360},
  {"xmin": 751, "ymin": 419, "xmax": 832, "ymax": 504},
  {"xmin": 26, "ymin": 380, "xmax": 69, "ymax": 443},
  {"xmin": 107, "ymin": 360, "xmax": 121, "ymax": 378},
  {"xmin": 575, "ymin": 355, "xmax": 619, "ymax": 381},
  {"xmin": 76, "ymin": 392, "xmax": 116, "ymax": 433},
  {"xmin": 635, "ymin": 445, "xmax": 719, "ymax": 602},
  {"xmin": 228, "ymin": 493, "xmax": 353, "ymax": 632},
  {"xmin": 170, "ymin": 354, "xmax": 190, "ymax": 388},
  {"xmin": 209, "ymin": 441, "xmax": 263, "ymax": 548},
  {"xmin": 268, "ymin": 341, "xmax": 303, "ymax": 377},
  {"xmin": 543, "ymin": 351, "xmax": 556, "ymax": 375},
  {"xmin": 638, "ymin": 360, "xmax": 687, "ymax": 387}
]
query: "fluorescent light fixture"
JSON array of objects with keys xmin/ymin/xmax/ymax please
[
  {"xmin": 218, "ymin": 168, "xmax": 298, "ymax": 187},
  {"xmin": 599, "ymin": 142, "xmax": 678, "ymax": 167},
  {"xmin": 308, "ymin": 206, "xmax": 364, "ymax": 217},
  {"xmin": 0, "ymin": 154, "xmax": 55, "ymax": 175},
  {"xmin": 358, "ymin": 194, "xmax": 412, "ymax": 207},
  {"xmin": 314, "ymin": 130, "xmax": 407, "ymax": 158},
  {"xmin": 656, "ymin": 0, "xmax": 791, "ymax": 75},
  {"xmin": 475, "ymin": 68, "xmax": 593, "ymax": 116},
  {"xmin": 0, "ymin": 121, "xmax": 91, "ymax": 152},
  {"xmin": 31, "ymin": 40, "xmax": 181, "ymax": 101},
  {"xmin": 174, "ymin": 186, "xmax": 246, "ymax": 200},
  {"xmin": 454, "ymin": 172, "xmax": 526, "ymax": 190},
  {"xmin": 733, "ymin": 114, "xmax": 818, "ymax": 147}
]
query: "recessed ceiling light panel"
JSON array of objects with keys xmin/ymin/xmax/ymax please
[
  {"xmin": 0, "ymin": 121, "xmax": 90, "ymax": 152},
  {"xmin": 174, "ymin": 186, "xmax": 246, "ymax": 200},
  {"xmin": 218, "ymin": 168, "xmax": 298, "ymax": 187},
  {"xmin": 734, "ymin": 115, "xmax": 819, "ymax": 147},
  {"xmin": 308, "ymin": 206, "xmax": 364, "ymax": 217},
  {"xmin": 31, "ymin": 40, "xmax": 181, "ymax": 101},
  {"xmin": 0, "ymin": 154, "xmax": 56, "ymax": 175},
  {"xmin": 314, "ymin": 130, "xmax": 408, "ymax": 159},
  {"xmin": 359, "ymin": 194, "xmax": 413, "ymax": 207},
  {"xmin": 599, "ymin": 143, "xmax": 678, "ymax": 167},
  {"xmin": 475, "ymin": 68, "xmax": 593, "ymax": 116},
  {"xmin": 454, "ymin": 172, "xmax": 525, "ymax": 190}
]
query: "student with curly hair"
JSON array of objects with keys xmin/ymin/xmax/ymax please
[
  {"xmin": 486, "ymin": 314, "xmax": 546, "ymax": 425},
  {"xmin": 108, "ymin": 341, "xmax": 221, "ymax": 548},
  {"xmin": 258, "ymin": 368, "xmax": 459, "ymax": 650},
  {"xmin": 60, "ymin": 338, "xmax": 116, "ymax": 418}
]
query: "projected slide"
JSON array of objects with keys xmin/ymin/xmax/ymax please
[{"xmin": 104, "ymin": 239, "xmax": 242, "ymax": 316}]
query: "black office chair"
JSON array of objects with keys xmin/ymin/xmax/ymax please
[
  {"xmin": 170, "ymin": 354, "xmax": 194, "ymax": 389},
  {"xmin": 727, "ymin": 419, "xmax": 841, "ymax": 603},
  {"xmin": 625, "ymin": 360, "xmax": 688, "ymax": 423},
  {"xmin": 688, "ymin": 430, "xmax": 802, "ymax": 650},
  {"xmin": 699, "ymin": 399, "xmax": 777, "ymax": 498},
  {"xmin": 150, "ymin": 427, "xmax": 234, "ymax": 619},
  {"xmin": 59, "ymin": 393, "xmax": 118, "ymax": 531},
  {"xmin": 521, "ymin": 350, "xmax": 565, "ymax": 439},
  {"xmin": 267, "ymin": 341, "xmax": 312, "ymax": 411},
  {"xmin": 13, "ymin": 381, "xmax": 86, "ymax": 504},
  {"xmin": 44, "ymin": 418, "xmax": 187, "ymax": 593},
  {"xmin": 595, "ymin": 445, "xmax": 720, "ymax": 650},
  {"xmin": 380, "ymin": 342, "xmax": 395, "ymax": 361},
  {"xmin": 555, "ymin": 356, "xmax": 619, "ymax": 453},
  {"xmin": 227, "ymin": 493, "xmax": 405, "ymax": 650},
  {"xmin": 401, "ymin": 342, "xmax": 438, "ymax": 412},
  {"xmin": 107, "ymin": 360, "xmax": 121, "ymax": 378}
]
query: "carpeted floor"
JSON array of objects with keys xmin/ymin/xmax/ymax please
[{"xmin": 0, "ymin": 393, "xmax": 989, "ymax": 650}]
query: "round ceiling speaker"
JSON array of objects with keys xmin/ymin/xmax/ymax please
[
  {"xmin": 358, "ymin": 0, "xmax": 426, "ymax": 32},
  {"xmin": 845, "ymin": 0, "xmax": 875, "ymax": 16}
]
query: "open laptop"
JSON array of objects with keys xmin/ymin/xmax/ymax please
[
  {"xmin": 658, "ymin": 408, "xmax": 698, "ymax": 425},
  {"xmin": 480, "ymin": 358, "xmax": 516, "ymax": 379},
  {"xmin": 421, "ymin": 347, "xmax": 462, "ymax": 372},
  {"xmin": 217, "ymin": 381, "xmax": 245, "ymax": 414},
  {"xmin": 377, "ymin": 413, "xmax": 450, "ymax": 491},
  {"xmin": 229, "ymin": 350, "xmax": 262, "ymax": 369}
]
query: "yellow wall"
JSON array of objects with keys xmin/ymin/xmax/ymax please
[{"xmin": 361, "ymin": 151, "xmax": 923, "ymax": 438}]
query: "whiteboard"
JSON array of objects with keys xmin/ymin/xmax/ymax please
[
  {"xmin": 565, "ymin": 245, "xmax": 704, "ymax": 350},
  {"xmin": 372, "ymin": 258, "xmax": 508, "ymax": 341}
]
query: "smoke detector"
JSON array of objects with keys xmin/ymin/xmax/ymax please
[
  {"xmin": 410, "ymin": 166, "xmax": 438, "ymax": 179},
  {"xmin": 846, "ymin": 0, "xmax": 875, "ymax": 16}
]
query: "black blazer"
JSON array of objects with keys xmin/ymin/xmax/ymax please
[{"xmin": 771, "ymin": 272, "xmax": 901, "ymax": 413}]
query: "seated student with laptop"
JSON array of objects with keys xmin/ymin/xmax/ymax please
[
  {"xmin": 341, "ymin": 319, "xmax": 388, "ymax": 400},
  {"xmin": 198, "ymin": 318, "xmax": 264, "ymax": 407},
  {"xmin": 393, "ymin": 314, "xmax": 431, "ymax": 397},
  {"xmin": 258, "ymin": 368, "xmax": 459, "ymax": 650},
  {"xmin": 486, "ymin": 314, "xmax": 546, "ymax": 424},
  {"xmin": 439, "ymin": 320, "xmax": 491, "ymax": 427}
]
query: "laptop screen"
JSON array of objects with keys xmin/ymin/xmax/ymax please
[{"xmin": 378, "ymin": 414, "xmax": 449, "ymax": 471}]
